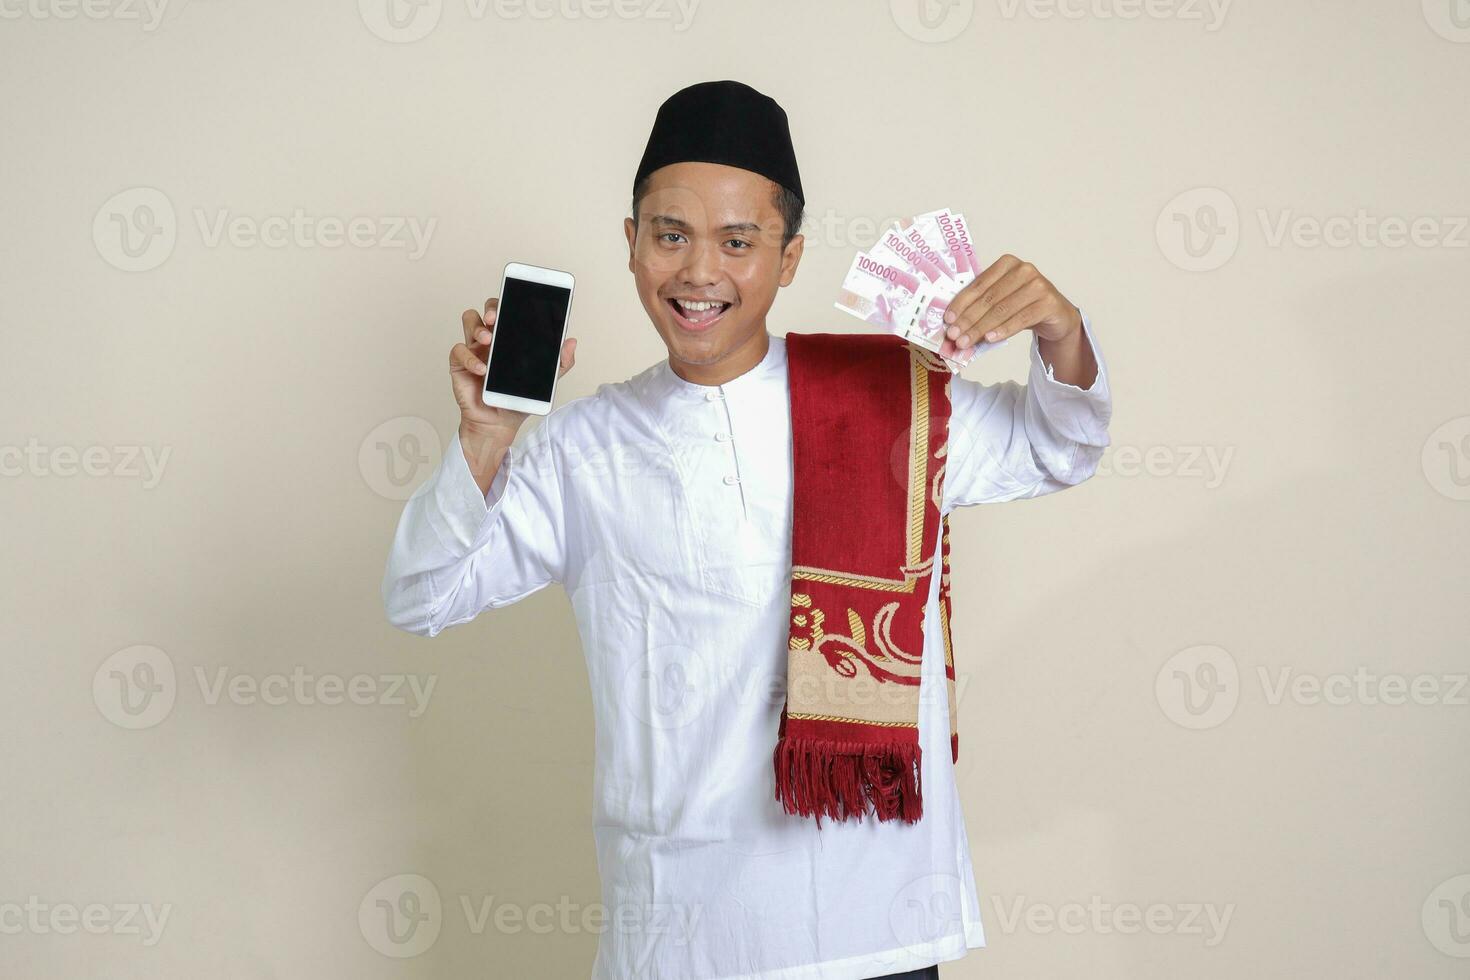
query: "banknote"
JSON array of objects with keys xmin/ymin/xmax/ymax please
[
  {"xmin": 900, "ymin": 209, "xmax": 977, "ymax": 282},
  {"xmin": 833, "ymin": 251, "xmax": 927, "ymax": 332},
  {"xmin": 871, "ymin": 224, "xmax": 957, "ymax": 289},
  {"xmin": 835, "ymin": 207, "xmax": 1004, "ymax": 372}
]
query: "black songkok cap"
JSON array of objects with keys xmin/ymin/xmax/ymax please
[{"xmin": 633, "ymin": 80, "xmax": 804, "ymax": 205}]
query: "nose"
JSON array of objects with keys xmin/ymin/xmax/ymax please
[{"xmin": 677, "ymin": 235, "xmax": 720, "ymax": 288}]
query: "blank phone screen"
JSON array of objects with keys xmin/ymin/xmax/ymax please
[{"xmin": 483, "ymin": 276, "xmax": 571, "ymax": 403}]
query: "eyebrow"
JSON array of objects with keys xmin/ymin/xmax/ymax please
[{"xmin": 648, "ymin": 214, "xmax": 764, "ymax": 234}]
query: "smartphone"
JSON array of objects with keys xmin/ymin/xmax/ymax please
[{"xmin": 481, "ymin": 262, "xmax": 575, "ymax": 416}]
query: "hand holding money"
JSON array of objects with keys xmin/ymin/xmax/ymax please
[
  {"xmin": 941, "ymin": 253, "xmax": 1083, "ymax": 352},
  {"xmin": 834, "ymin": 208, "xmax": 995, "ymax": 372}
]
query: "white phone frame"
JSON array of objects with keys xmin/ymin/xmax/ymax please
[{"xmin": 480, "ymin": 261, "xmax": 575, "ymax": 416}]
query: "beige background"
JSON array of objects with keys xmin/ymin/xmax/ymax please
[{"xmin": 3, "ymin": 0, "xmax": 1468, "ymax": 976}]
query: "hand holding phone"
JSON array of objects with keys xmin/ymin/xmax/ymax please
[
  {"xmin": 450, "ymin": 263, "xmax": 577, "ymax": 491},
  {"xmin": 478, "ymin": 263, "xmax": 576, "ymax": 417}
]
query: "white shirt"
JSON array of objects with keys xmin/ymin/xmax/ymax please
[{"xmin": 382, "ymin": 315, "xmax": 1112, "ymax": 980}]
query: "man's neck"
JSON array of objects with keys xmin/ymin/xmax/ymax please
[{"xmin": 668, "ymin": 328, "xmax": 771, "ymax": 387}]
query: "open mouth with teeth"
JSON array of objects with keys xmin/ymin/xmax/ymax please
[{"xmin": 667, "ymin": 297, "xmax": 733, "ymax": 331}]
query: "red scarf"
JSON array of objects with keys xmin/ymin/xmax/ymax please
[{"xmin": 774, "ymin": 332, "xmax": 958, "ymax": 826}]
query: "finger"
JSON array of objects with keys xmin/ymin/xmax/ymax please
[
  {"xmin": 964, "ymin": 277, "xmax": 1058, "ymax": 346},
  {"xmin": 461, "ymin": 308, "xmax": 490, "ymax": 348},
  {"xmin": 943, "ymin": 254, "xmax": 1021, "ymax": 328},
  {"xmin": 451, "ymin": 342, "xmax": 486, "ymax": 376},
  {"xmin": 958, "ymin": 279, "xmax": 1052, "ymax": 348},
  {"xmin": 949, "ymin": 261, "xmax": 1031, "ymax": 333},
  {"xmin": 482, "ymin": 297, "xmax": 499, "ymax": 324},
  {"xmin": 948, "ymin": 266, "xmax": 1037, "ymax": 346},
  {"xmin": 558, "ymin": 337, "xmax": 577, "ymax": 377},
  {"xmin": 967, "ymin": 298, "xmax": 1048, "ymax": 347}
]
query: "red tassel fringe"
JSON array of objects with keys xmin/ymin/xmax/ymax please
[{"xmin": 773, "ymin": 736, "xmax": 923, "ymax": 827}]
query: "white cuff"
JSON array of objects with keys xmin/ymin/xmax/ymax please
[
  {"xmin": 1028, "ymin": 309, "xmax": 1113, "ymax": 448},
  {"xmin": 426, "ymin": 429, "xmax": 514, "ymax": 554}
]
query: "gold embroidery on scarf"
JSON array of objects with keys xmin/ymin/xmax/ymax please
[
  {"xmin": 788, "ymin": 593, "xmax": 828, "ymax": 652},
  {"xmin": 940, "ymin": 591, "xmax": 954, "ymax": 670},
  {"xmin": 786, "ymin": 713, "xmax": 919, "ymax": 728},
  {"xmin": 846, "ymin": 609, "xmax": 866, "ymax": 649},
  {"xmin": 793, "ymin": 601, "xmax": 926, "ymax": 678},
  {"xmin": 940, "ymin": 516, "xmax": 955, "ymax": 671},
  {"xmin": 870, "ymin": 602, "xmax": 922, "ymax": 666},
  {"xmin": 907, "ymin": 343, "xmax": 948, "ymax": 374},
  {"xmin": 792, "ymin": 567, "xmax": 915, "ymax": 591},
  {"xmin": 908, "ymin": 351, "xmax": 929, "ymax": 572}
]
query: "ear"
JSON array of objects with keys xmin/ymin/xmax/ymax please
[
  {"xmin": 623, "ymin": 217, "xmax": 637, "ymax": 274},
  {"xmin": 778, "ymin": 233, "xmax": 804, "ymax": 287}
]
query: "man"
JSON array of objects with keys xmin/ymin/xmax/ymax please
[{"xmin": 383, "ymin": 80, "xmax": 1111, "ymax": 980}]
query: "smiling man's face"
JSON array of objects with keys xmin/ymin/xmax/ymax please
[{"xmin": 624, "ymin": 161, "xmax": 803, "ymax": 383}]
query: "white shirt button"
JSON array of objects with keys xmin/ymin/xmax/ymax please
[
  {"xmin": 723, "ymin": 475, "xmax": 739, "ymax": 485},
  {"xmin": 715, "ymin": 432, "xmax": 732, "ymax": 442},
  {"xmin": 705, "ymin": 390, "xmax": 724, "ymax": 401}
]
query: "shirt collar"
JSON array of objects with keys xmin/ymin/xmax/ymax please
[{"xmin": 648, "ymin": 332, "xmax": 787, "ymax": 402}]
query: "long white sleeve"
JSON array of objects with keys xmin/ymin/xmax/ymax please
[
  {"xmin": 381, "ymin": 420, "xmax": 567, "ymax": 636},
  {"xmin": 942, "ymin": 310, "xmax": 1113, "ymax": 510}
]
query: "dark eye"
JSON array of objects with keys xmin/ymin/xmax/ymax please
[
  {"xmin": 659, "ymin": 232, "xmax": 686, "ymax": 244},
  {"xmin": 725, "ymin": 238, "xmax": 752, "ymax": 249}
]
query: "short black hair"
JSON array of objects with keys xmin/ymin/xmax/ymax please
[{"xmin": 631, "ymin": 175, "xmax": 804, "ymax": 251}]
